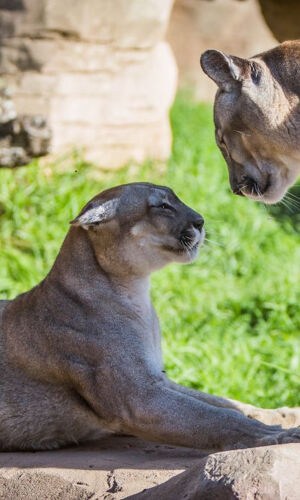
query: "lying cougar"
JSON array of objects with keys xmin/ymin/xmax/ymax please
[
  {"xmin": 201, "ymin": 40, "xmax": 300, "ymax": 204},
  {"xmin": 1, "ymin": 182, "xmax": 300, "ymax": 451}
]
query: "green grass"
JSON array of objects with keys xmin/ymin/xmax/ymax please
[{"xmin": 1, "ymin": 94, "xmax": 300, "ymax": 408}]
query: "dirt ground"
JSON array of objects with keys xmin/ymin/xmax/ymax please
[{"xmin": 0, "ymin": 435, "xmax": 208, "ymax": 499}]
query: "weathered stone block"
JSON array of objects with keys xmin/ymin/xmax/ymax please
[
  {"xmin": 1, "ymin": 41, "xmax": 177, "ymax": 167},
  {"xmin": 0, "ymin": 38, "xmax": 115, "ymax": 75},
  {"xmin": 167, "ymin": 0, "xmax": 276, "ymax": 101},
  {"xmin": 0, "ymin": 0, "xmax": 174, "ymax": 46},
  {"xmin": 0, "ymin": 1, "xmax": 176, "ymax": 168},
  {"xmin": 0, "ymin": 87, "xmax": 50, "ymax": 167}
]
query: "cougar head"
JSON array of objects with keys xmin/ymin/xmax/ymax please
[
  {"xmin": 201, "ymin": 41, "xmax": 300, "ymax": 204},
  {"xmin": 70, "ymin": 183, "xmax": 204, "ymax": 277}
]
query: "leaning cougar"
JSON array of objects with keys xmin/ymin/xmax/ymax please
[
  {"xmin": 201, "ymin": 40, "xmax": 300, "ymax": 204},
  {"xmin": 1, "ymin": 182, "xmax": 300, "ymax": 451}
]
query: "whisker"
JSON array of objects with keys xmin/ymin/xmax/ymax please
[
  {"xmin": 180, "ymin": 234, "xmax": 196, "ymax": 251},
  {"xmin": 255, "ymin": 186, "xmax": 272, "ymax": 220},
  {"xmin": 205, "ymin": 230, "xmax": 220, "ymax": 236},
  {"xmin": 202, "ymin": 218, "xmax": 226, "ymax": 223},
  {"xmin": 284, "ymin": 201, "xmax": 300, "ymax": 213},
  {"xmin": 280, "ymin": 197, "xmax": 294, "ymax": 213},
  {"xmin": 285, "ymin": 192, "xmax": 300, "ymax": 207},
  {"xmin": 283, "ymin": 193, "xmax": 300, "ymax": 211},
  {"xmin": 285, "ymin": 191, "xmax": 300, "ymax": 201},
  {"xmin": 204, "ymin": 237, "xmax": 224, "ymax": 248}
]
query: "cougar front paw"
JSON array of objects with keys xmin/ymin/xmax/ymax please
[{"xmin": 258, "ymin": 427, "xmax": 300, "ymax": 447}]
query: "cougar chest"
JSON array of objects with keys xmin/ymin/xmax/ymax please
[{"xmin": 119, "ymin": 282, "xmax": 162, "ymax": 367}]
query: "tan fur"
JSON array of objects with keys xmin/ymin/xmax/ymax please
[
  {"xmin": 1, "ymin": 182, "xmax": 300, "ymax": 451},
  {"xmin": 201, "ymin": 40, "xmax": 300, "ymax": 203}
]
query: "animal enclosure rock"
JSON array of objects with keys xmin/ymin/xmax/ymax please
[
  {"xmin": 258, "ymin": 0, "xmax": 300, "ymax": 42},
  {"xmin": 131, "ymin": 443, "xmax": 300, "ymax": 499},
  {"xmin": 1, "ymin": 439, "xmax": 299, "ymax": 499},
  {"xmin": 0, "ymin": 88, "xmax": 50, "ymax": 167},
  {"xmin": 0, "ymin": 0, "xmax": 177, "ymax": 168},
  {"xmin": 167, "ymin": 0, "xmax": 276, "ymax": 102},
  {"xmin": 0, "ymin": 435, "xmax": 207, "ymax": 499}
]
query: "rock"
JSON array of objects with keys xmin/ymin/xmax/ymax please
[
  {"xmin": 19, "ymin": 115, "xmax": 50, "ymax": 157},
  {"xmin": 2, "ymin": 438, "xmax": 298, "ymax": 499},
  {"xmin": 0, "ymin": 0, "xmax": 174, "ymax": 46},
  {"xmin": 0, "ymin": 435, "xmax": 207, "ymax": 499},
  {"xmin": 167, "ymin": 0, "xmax": 277, "ymax": 102},
  {"xmin": 0, "ymin": 147, "xmax": 30, "ymax": 167},
  {"xmin": 0, "ymin": 38, "xmax": 113, "ymax": 75},
  {"xmin": 0, "ymin": 88, "xmax": 16, "ymax": 123},
  {"xmin": 0, "ymin": 0, "xmax": 176, "ymax": 168},
  {"xmin": 1, "ymin": 42, "xmax": 176, "ymax": 168},
  {"xmin": 0, "ymin": 88, "xmax": 50, "ymax": 167},
  {"xmin": 131, "ymin": 444, "xmax": 300, "ymax": 499},
  {"xmin": 258, "ymin": 0, "xmax": 300, "ymax": 42}
]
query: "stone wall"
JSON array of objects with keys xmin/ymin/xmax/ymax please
[
  {"xmin": 167, "ymin": 0, "xmax": 277, "ymax": 102},
  {"xmin": 258, "ymin": 0, "xmax": 300, "ymax": 42},
  {"xmin": 0, "ymin": 0, "xmax": 177, "ymax": 168},
  {"xmin": 0, "ymin": 87, "xmax": 50, "ymax": 167}
]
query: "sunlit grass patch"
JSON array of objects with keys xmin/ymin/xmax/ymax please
[{"xmin": 1, "ymin": 94, "xmax": 300, "ymax": 407}]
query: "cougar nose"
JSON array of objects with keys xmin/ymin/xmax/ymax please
[
  {"xmin": 192, "ymin": 216, "xmax": 204, "ymax": 232},
  {"xmin": 230, "ymin": 175, "xmax": 244, "ymax": 196},
  {"xmin": 242, "ymin": 175, "xmax": 269, "ymax": 195}
]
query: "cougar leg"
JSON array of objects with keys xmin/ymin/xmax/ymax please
[
  {"xmin": 73, "ymin": 366, "xmax": 300, "ymax": 450},
  {"xmin": 115, "ymin": 383, "xmax": 300, "ymax": 451},
  {"xmin": 166, "ymin": 380, "xmax": 300, "ymax": 428}
]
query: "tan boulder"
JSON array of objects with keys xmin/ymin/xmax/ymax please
[
  {"xmin": 1, "ymin": 437, "xmax": 299, "ymax": 499},
  {"xmin": 0, "ymin": 435, "xmax": 206, "ymax": 499},
  {"xmin": 167, "ymin": 0, "xmax": 277, "ymax": 102},
  {"xmin": 131, "ymin": 444, "xmax": 300, "ymax": 499},
  {"xmin": 0, "ymin": 0, "xmax": 173, "ymax": 46},
  {"xmin": 2, "ymin": 41, "xmax": 176, "ymax": 167},
  {"xmin": 258, "ymin": 0, "xmax": 300, "ymax": 42}
]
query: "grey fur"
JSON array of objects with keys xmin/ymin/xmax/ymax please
[{"xmin": 1, "ymin": 182, "xmax": 300, "ymax": 451}]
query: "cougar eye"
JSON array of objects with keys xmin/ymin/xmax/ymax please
[
  {"xmin": 150, "ymin": 202, "xmax": 175, "ymax": 212},
  {"xmin": 219, "ymin": 137, "xmax": 229, "ymax": 155},
  {"xmin": 159, "ymin": 203, "xmax": 173, "ymax": 210}
]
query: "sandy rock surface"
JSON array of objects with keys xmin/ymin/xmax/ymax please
[
  {"xmin": 131, "ymin": 443, "xmax": 300, "ymax": 500},
  {"xmin": 0, "ymin": 435, "xmax": 207, "ymax": 499},
  {"xmin": 1, "ymin": 436, "xmax": 299, "ymax": 499}
]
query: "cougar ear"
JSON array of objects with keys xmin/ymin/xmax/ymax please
[
  {"xmin": 70, "ymin": 198, "xmax": 118, "ymax": 229},
  {"xmin": 200, "ymin": 50, "xmax": 252, "ymax": 90}
]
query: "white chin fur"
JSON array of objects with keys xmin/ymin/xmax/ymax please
[{"xmin": 242, "ymin": 188, "xmax": 287, "ymax": 205}]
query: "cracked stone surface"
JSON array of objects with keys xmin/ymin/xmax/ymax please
[
  {"xmin": 1, "ymin": 437, "xmax": 299, "ymax": 498},
  {"xmin": 130, "ymin": 443, "xmax": 300, "ymax": 500}
]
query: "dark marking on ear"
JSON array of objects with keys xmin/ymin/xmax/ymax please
[{"xmin": 250, "ymin": 61, "xmax": 262, "ymax": 85}]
